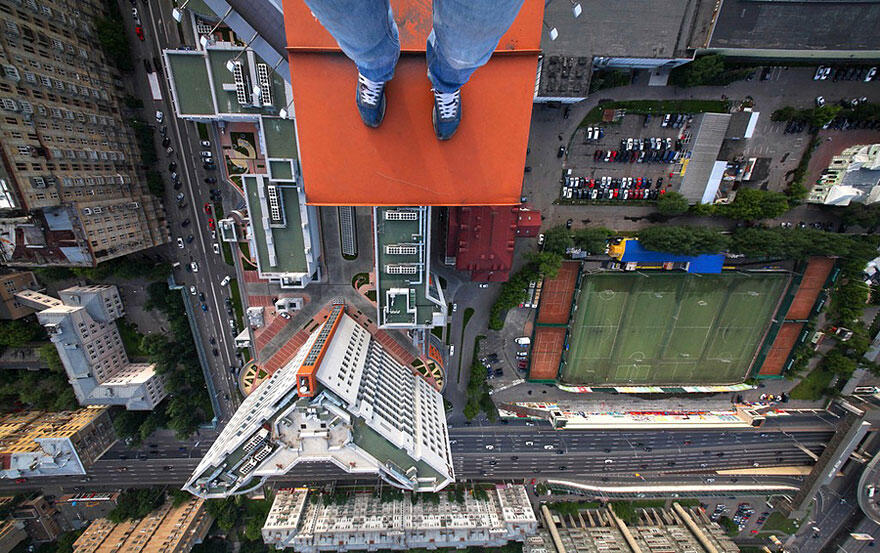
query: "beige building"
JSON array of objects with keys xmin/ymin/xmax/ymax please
[
  {"xmin": 0, "ymin": 271, "xmax": 37, "ymax": 319},
  {"xmin": 15, "ymin": 284, "xmax": 167, "ymax": 410},
  {"xmin": 0, "ymin": 0, "xmax": 167, "ymax": 268},
  {"xmin": 72, "ymin": 496, "xmax": 213, "ymax": 553},
  {"xmin": 0, "ymin": 520, "xmax": 27, "ymax": 553},
  {"xmin": 531, "ymin": 503, "xmax": 740, "ymax": 553},
  {"xmin": 0, "ymin": 407, "xmax": 115, "ymax": 479},
  {"xmin": 809, "ymin": 144, "xmax": 880, "ymax": 206},
  {"xmin": 262, "ymin": 485, "xmax": 538, "ymax": 552}
]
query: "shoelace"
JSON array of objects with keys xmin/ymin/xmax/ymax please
[
  {"xmin": 434, "ymin": 89, "xmax": 460, "ymax": 119},
  {"xmin": 358, "ymin": 74, "xmax": 384, "ymax": 106}
]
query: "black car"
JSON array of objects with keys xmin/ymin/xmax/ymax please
[
  {"xmin": 143, "ymin": 59, "xmax": 153, "ymax": 73},
  {"xmin": 186, "ymin": 234, "xmax": 194, "ymax": 243},
  {"xmin": 162, "ymin": 137, "xmax": 171, "ymax": 148},
  {"xmin": 168, "ymin": 162, "xmax": 177, "ymax": 172},
  {"xmin": 209, "ymin": 337, "xmax": 216, "ymax": 345},
  {"xmin": 203, "ymin": 163, "xmax": 216, "ymax": 170},
  {"xmin": 198, "ymin": 292, "xmax": 205, "ymax": 302},
  {"xmin": 566, "ymin": 218, "xmax": 573, "ymax": 229},
  {"xmin": 204, "ymin": 177, "xmax": 217, "ymax": 184},
  {"xmin": 212, "ymin": 348, "xmax": 219, "ymax": 357},
  {"xmin": 173, "ymin": 182, "xmax": 182, "ymax": 190},
  {"xmin": 159, "ymin": 125, "xmax": 167, "ymax": 136},
  {"xmin": 557, "ymin": 146, "xmax": 565, "ymax": 158},
  {"xmin": 181, "ymin": 219, "xmax": 190, "ymax": 227}
]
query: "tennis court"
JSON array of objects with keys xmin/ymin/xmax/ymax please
[
  {"xmin": 562, "ymin": 272, "xmax": 789, "ymax": 385},
  {"xmin": 529, "ymin": 327, "xmax": 567, "ymax": 380},
  {"xmin": 786, "ymin": 257, "xmax": 833, "ymax": 320},
  {"xmin": 537, "ymin": 261, "xmax": 579, "ymax": 325}
]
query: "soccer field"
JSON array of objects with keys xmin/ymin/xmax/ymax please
[{"xmin": 562, "ymin": 272, "xmax": 789, "ymax": 385}]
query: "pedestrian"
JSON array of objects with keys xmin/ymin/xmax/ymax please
[{"xmin": 303, "ymin": 0, "xmax": 525, "ymax": 140}]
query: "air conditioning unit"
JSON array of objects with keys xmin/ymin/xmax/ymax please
[
  {"xmin": 82, "ymin": 208, "xmax": 91, "ymax": 215},
  {"xmin": 93, "ymin": 207, "xmax": 102, "ymax": 213}
]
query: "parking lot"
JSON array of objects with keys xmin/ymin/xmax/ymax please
[{"xmin": 560, "ymin": 113, "xmax": 693, "ymax": 203}]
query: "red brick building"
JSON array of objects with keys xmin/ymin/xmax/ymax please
[{"xmin": 446, "ymin": 206, "xmax": 541, "ymax": 282}]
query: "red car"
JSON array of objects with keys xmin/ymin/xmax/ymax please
[
  {"xmin": 204, "ymin": 203, "xmax": 212, "ymax": 215},
  {"xmin": 207, "ymin": 218, "xmax": 215, "ymax": 230},
  {"xmin": 15, "ymin": 477, "xmax": 27, "ymax": 484},
  {"xmin": 135, "ymin": 26, "xmax": 145, "ymax": 41}
]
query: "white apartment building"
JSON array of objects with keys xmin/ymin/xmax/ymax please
[
  {"xmin": 262, "ymin": 486, "xmax": 537, "ymax": 552},
  {"xmin": 15, "ymin": 285, "xmax": 167, "ymax": 410},
  {"xmin": 184, "ymin": 304, "xmax": 453, "ymax": 499}
]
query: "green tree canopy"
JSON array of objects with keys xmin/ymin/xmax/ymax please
[
  {"xmin": 656, "ymin": 191, "xmax": 690, "ymax": 216},
  {"xmin": 542, "ymin": 225, "xmax": 573, "ymax": 255},
  {"xmin": 107, "ymin": 488, "xmax": 166, "ymax": 523},
  {"xmin": 0, "ymin": 319, "xmax": 45, "ymax": 348},
  {"xmin": 637, "ymin": 226, "xmax": 730, "ymax": 256},
  {"xmin": 719, "ymin": 188, "xmax": 790, "ymax": 220},
  {"xmin": 572, "ymin": 227, "xmax": 613, "ymax": 254}
]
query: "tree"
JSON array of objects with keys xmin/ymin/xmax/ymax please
[
  {"xmin": 542, "ymin": 225, "xmax": 573, "ymax": 255},
  {"xmin": 655, "ymin": 192, "xmax": 690, "ymax": 216},
  {"xmin": 637, "ymin": 226, "xmax": 730, "ymax": 256},
  {"xmin": 831, "ymin": 279, "xmax": 870, "ymax": 325},
  {"xmin": 525, "ymin": 251, "xmax": 562, "ymax": 279},
  {"xmin": 719, "ymin": 188, "xmax": 790, "ymax": 220},
  {"xmin": 572, "ymin": 227, "xmax": 613, "ymax": 254},
  {"xmin": 669, "ymin": 55, "xmax": 725, "ymax": 87},
  {"xmin": 107, "ymin": 488, "xmax": 166, "ymax": 523},
  {"xmin": 39, "ymin": 343, "xmax": 63, "ymax": 372},
  {"xmin": 0, "ymin": 319, "xmax": 45, "ymax": 348}
]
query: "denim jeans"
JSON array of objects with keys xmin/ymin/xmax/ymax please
[{"xmin": 302, "ymin": 0, "xmax": 525, "ymax": 92}]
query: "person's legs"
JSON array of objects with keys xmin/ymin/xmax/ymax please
[
  {"xmin": 302, "ymin": 0, "xmax": 400, "ymax": 126},
  {"xmin": 427, "ymin": 0, "xmax": 525, "ymax": 139},
  {"xmin": 427, "ymin": 0, "xmax": 525, "ymax": 92}
]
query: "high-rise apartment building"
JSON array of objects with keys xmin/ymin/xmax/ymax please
[
  {"xmin": 0, "ymin": 0, "xmax": 167, "ymax": 267},
  {"xmin": 0, "ymin": 407, "xmax": 115, "ymax": 479},
  {"xmin": 72, "ymin": 496, "xmax": 213, "ymax": 553},
  {"xmin": 15, "ymin": 285, "xmax": 167, "ymax": 410},
  {"xmin": 262, "ymin": 485, "xmax": 538, "ymax": 552},
  {"xmin": 184, "ymin": 303, "xmax": 453, "ymax": 498}
]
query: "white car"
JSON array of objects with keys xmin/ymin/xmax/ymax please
[
  {"xmin": 866, "ymin": 67, "xmax": 877, "ymax": 82},
  {"xmin": 131, "ymin": 8, "xmax": 140, "ymax": 24},
  {"xmin": 190, "ymin": 261, "xmax": 199, "ymax": 272},
  {"xmin": 814, "ymin": 66, "xmax": 826, "ymax": 80},
  {"xmin": 200, "ymin": 151, "xmax": 212, "ymax": 158},
  {"xmin": 189, "ymin": 286, "xmax": 197, "ymax": 295},
  {"xmin": 478, "ymin": 283, "xmax": 488, "ymax": 288},
  {"xmin": 543, "ymin": 444, "xmax": 554, "ymax": 450},
  {"xmin": 604, "ymin": 459, "xmax": 614, "ymax": 464},
  {"xmin": 816, "ymin": 96, "xmax": 825, "ymax": 107},
  {"xmin": 176, "ymin": 237, "xmax": 184, "ymax": 248},
  {"xmin": 212, "ymin": 243, "xmax": 220, "ymax": 255},
  {"xmin": 220, "ymin": 275, "xmax": 230, "ymax": 286},
  {"xmin": 485, "ymin": 445, "xmax": 494, "ymax": 450},
  {"xmin": 525, "ymin": 441, "xmax": 534, "ymax": 446},
  {"xmin": 200, "ymin": 140, "xmax": 211, "ymax": 148},
  {"xmin": 155, "ymin": 110, "xmax": 164, "ymax": 122}
]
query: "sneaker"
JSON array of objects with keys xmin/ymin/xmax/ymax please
[
  {"xmin": 432, "ymin": 88, "xmax": 461, "ymax": 140},
  {"xmin": 356, "ymin": 73, "xmax": 386, "ymax": 128}
]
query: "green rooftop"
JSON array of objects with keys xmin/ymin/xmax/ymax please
[
  {"xmin": 245, "ymin": 176, "xmax": 309, "ymax": 276},
  {"xmin": 269, "ymin": 160, "xmax": 294, "ymax": 181},
  {"xmin": 352, "ymin": 417, "xmax": 444, "ymax": 489},
  {"xmin": 207, "ymin": 50, "xmax": 286, "ymax": 115},
  {"xmin": 166, "ymin": 53, "xmax": 215, "ymax": 115},
  {"xmin": 375, "ymin": 207, "xmax": 442, "ymax": 327},
  {"xmin": 263, "ymin": 118, "xmax": 298, "ymax": 160}
]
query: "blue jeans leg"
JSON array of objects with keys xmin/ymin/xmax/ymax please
[
  {"xmin": 426, "ymin": 0, "xmax": 526, "ymax": 93},
  {"xmin": 301, "ymin": 0, "xmax": 400, "ymax": 82}
]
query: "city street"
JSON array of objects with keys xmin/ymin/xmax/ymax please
[{"xmin": 129, "ymin": 0, "xmax": 242, "ymax": 422}]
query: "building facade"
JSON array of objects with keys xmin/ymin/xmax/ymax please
[
  {"xmin": 0, "ymin": 0, "xmax": 167, "ymax": 267},
  {"xmin": 15, "ymin": 284, "xmax": 167, "ymax": 410},
  {"xmin": 184, "ymin": 303, "xmax": 454, "ymax": 498},
  {"xmin": 11, "ymin": 495, "xmax": 62, "ymax": 543},
  {"xmin": 808, "ymin": 144, "xmax": 880, "ymax": 206},
  {"xmin": 72, "ymin": 496, "xmax": 212, "ymax": 553},
  {"xmin": 0, "ymin": 270, "xmax": 37, "ymax": 319},
  {"xmin": 0, "ymin": 407, "xmax": 115, "ymax": 479},
  {"xmin": 262, "ymin": 485, "xmax": 537, "ymax": 552},
  {"xmin": 0, "ymin": 520, "xmax": 27, "ymax": 553},
  {"xmin": 54, "ymin": 492, "xmax": 119, "ymax": 531}
]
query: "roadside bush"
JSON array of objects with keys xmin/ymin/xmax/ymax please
[
  {"xmin": 637, "ymin": 225, "xmax": 730, "ymax": 256},
  {"xmin": 655, "ymin": 191, "xmax": 690, "ymax": 217},
  {"xmin": 669, "ymin": 55, "xmax": 754, "ymax": 88},
  {"xmin": 718, "ymin": 188, "xmax": 791, "ymax": 220}
]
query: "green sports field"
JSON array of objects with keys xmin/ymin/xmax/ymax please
[{"xmin": 562, "ymin": 272, "xmax": 789, "ymax": 385}]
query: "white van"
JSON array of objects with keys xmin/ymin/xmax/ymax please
[{"xmin": 220, "ymin": 275, "xmax": 231, "ymax": 286}]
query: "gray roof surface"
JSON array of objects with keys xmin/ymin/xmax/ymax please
[
  {"xmin": 540, "ymin": 0, "xmax": 701, "ymax": 59},
  {"xmin": 679, "ymin": 113, "xmax": 732, "ymax": 203},
  {"xmin": 710, "ymin": 0, "xmax": 880, "ymax": 52}
]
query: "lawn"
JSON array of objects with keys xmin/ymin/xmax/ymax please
[
  {"xmin": 790, "ymin": 367, "xmax": 834, "ymax": 400},
  {"xmin": 229, "ymin": 278, "xmax": 244, "ymax": 330},
  {"xmin": 116, "ymin": 320, "xmax": 147, "ymax": 358},
  {"xmin": 580, "ymin": 99, "xmax": 730, "ymax": 126},
  {"xmin": 562, "ymin": 272, "xmax": 788, "ymax": 385},
  {"xmin": 760, "ymin": 512, "xmax": 798, "ymax": 535}
]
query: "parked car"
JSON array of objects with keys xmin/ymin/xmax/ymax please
[{"xmin": 134, "ymin": 26, "xmax": 145, "ymax": 41}]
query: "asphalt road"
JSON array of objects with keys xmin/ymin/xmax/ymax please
[
  {"xmin": 133, "ymin": 0, "xmax": 241, "ymax": 422},
  {"xmin": 3, "ymin": 422, "xmax": 835, "ymax": 494}
]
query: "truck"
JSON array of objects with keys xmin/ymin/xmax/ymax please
[{"xmin": 147, "ymin": 71, "xmax": 162, "ymax": 101}]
